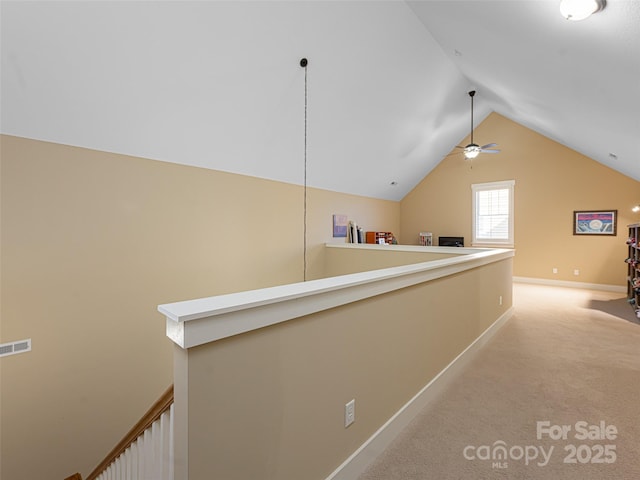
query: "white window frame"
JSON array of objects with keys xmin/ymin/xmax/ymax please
[{"xmin": 471, "ymin": 180, "xmax": 515, "ymax": 247}]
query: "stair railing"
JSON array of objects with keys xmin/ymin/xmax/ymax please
[{"xmin": 67, "ymin": 384, "xmax": 174, "ymax": 480}]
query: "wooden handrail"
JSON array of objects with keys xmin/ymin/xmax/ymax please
[
  {"xmin": 84, "ymin": 384, "xmax": 174, "ymax": 480},
  {"xmin": 64, "ymin": 474, "xmax": 83, "ymax": 480}
]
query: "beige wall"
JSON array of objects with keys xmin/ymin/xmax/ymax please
[
  {"xmin": 0, "ymin": 135, "xmax": 398, "ymax": 480},
  {"xmin": 401, "ymin": 113, "xmax": 640, "ymax": 286},
  {"xmin": 324, "ymin": 245, "xmax": 460, "ymax": 277},
  {"xmin": 180, "ymin": 257, "xmax": 513, "ymax": 480}
]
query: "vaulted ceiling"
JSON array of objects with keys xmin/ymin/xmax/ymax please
[{"xmin": 2, "ymin": 1, "xmax": 639, "ymax": 201}]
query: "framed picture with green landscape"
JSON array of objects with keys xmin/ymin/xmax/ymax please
[{"xmin": 573, "ymin": 210, "xmax": 617, "ymax": 236}]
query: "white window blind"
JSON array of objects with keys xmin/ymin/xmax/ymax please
[{"xmin": 472, "ymin": 180, "xmax": 515, "ymax": 246}]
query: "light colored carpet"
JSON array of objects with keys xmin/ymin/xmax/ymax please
[{"xmin": 358, "ymin": 283, "xmax": 640, "ymax": 479}]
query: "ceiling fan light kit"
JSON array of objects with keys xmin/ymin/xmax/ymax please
[
  {"xmin": 465, "ymin": 145, "xmax": 481, "ymax": 159},
  {"xmin": 559, "ymin": 0, "xmax": 606, "ymax": 21}
]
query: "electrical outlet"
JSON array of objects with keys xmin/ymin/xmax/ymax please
[
  {"xmin": 345, "ymin": 399, "xmax": 355, "ymax": 427},
  {"xmin": 574, "ymin": 269, "xmax": 580, "ymax": 276},
  {"xmin": 552, "ymin": 268, "xmax": 558, "ymax": 274},
  {"xmin": 499, "ymin": 295, "xmax": 503, "ymax": 306}
]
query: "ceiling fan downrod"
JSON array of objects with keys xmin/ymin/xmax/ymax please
[
  {"xmin": 469, "ymin": 90, "xmax": 476, "ymax": 147},
  {"xmin": 458, "ymin": 89, "xmax": 499, "ymax": 160}
]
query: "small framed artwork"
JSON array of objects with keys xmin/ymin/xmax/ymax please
[
  {"xmin": 333, "ymin": 214, "xmax": 348, "ymax": 237},
  {"xmin": 573, "ymin": 210, "xmax": 617, "ymax": 236}
]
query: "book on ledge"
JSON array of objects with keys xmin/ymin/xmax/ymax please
[{"xmin": 347, "ymin": 221, "xmax": 365, "ymax": 244}]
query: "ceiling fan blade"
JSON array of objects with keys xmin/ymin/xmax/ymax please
[
  {"xmin": 480, "ymin": 149, "xmax": 500, "ymax": 154},
  {"xmin": 454, "ymin": 145, "xmax": 466, "ymax": 149},
  {"xmin": 480, "ymin": 143, "xmax": 497, "ymax": 149}
]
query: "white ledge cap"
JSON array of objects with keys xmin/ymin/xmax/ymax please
[{"xmin": 158, "ymin": 246, "xmax": 514, "ymax": 349}]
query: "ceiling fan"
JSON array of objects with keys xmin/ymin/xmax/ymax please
[{"xmin": 455, "ymin": 90, "xmax": 500, "ymax": 160}]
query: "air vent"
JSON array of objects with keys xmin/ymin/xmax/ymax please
[{"xmin": 0, "ymin": 339, "xmax": 32, "ymax": 358}]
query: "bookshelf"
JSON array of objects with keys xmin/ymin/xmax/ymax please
[
  {"xmin": 626, "ymin": 223, "xmax": 640, "ymax": 315},
  {"xmin": 365, "ymin": 231, "xmax": 395, "ymax": 245}
]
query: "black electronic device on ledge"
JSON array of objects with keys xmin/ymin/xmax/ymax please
[{"xmin": 439, "ymin": 236, "xmax": 464, "ymax": 247}]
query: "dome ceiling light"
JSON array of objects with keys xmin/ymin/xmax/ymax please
[{"xmin": 560, "ymin": 0, "xmax": 606, "ymax": 21}]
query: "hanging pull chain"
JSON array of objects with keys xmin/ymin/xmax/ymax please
[{"xmin": 300, "ymin": 58, "xmax": 308, "ymax": 281}]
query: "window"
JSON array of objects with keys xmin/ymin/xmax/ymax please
[{"xmin": 471, "ymin": 180, "xmax": 515, "ymax": 247}]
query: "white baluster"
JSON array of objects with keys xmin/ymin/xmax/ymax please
[
  {"xmin": 90, "ymin": 399, "xmax": 174, "ymax": 480},
  {"xmin": 130, "ymin": 439, "xmax": 138, "ymax": 479}
]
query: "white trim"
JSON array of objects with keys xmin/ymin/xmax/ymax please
[
  {"xmin": 472, "ymin": 243, "xmax": 514, "ymax": 249},
  {"xmin": 472, "ymin": 179, "xmax": 516, "ymax": 189},
  {"xmin": 513, "ymin": 276, "xmax": 625, "ymax": 293},
  {"xmin": 471, "ymin": 179, "xmax": 515, "ymax": 247},
  {"xmin": 324, "ymin": 243, "xmax": 477, "ymax": 254},
  {"xmin": 158, "ymin": 246, "xmax": 514, "ymax": 349},
  {"xmin": 324, "ymin": 306, "xmax": 514, "ymax": 480}
]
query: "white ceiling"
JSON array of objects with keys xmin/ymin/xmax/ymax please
[{"xmin": 2, "ymin": 1, "xmax": 639, "ymax": 201}]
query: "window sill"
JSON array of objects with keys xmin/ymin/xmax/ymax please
[{"xmin": 472, "ymin": 243, "xmax": 514, "ymax": 249}]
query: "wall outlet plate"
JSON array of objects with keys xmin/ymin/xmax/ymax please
[{"xmin": 345, "ymin": 399, "xmax": 355, "ymax": 427}]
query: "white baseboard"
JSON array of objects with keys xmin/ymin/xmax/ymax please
[
  {"xmin": 513, "ymin": 276, "xmax": 626, "ymax": 293},
  {"xmin": 324, "ymin": 306, "xmax": 514, "ymax": 480}
]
